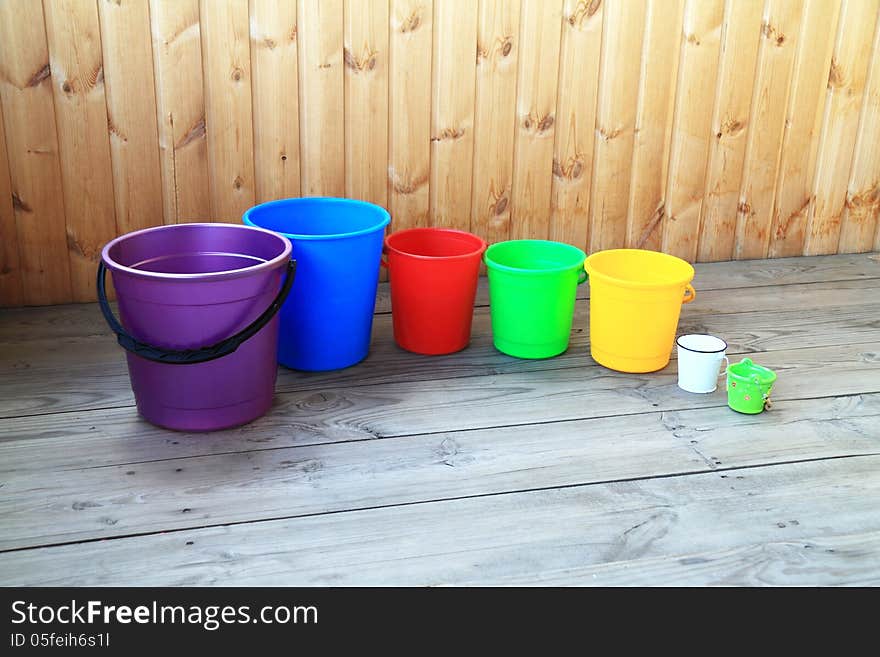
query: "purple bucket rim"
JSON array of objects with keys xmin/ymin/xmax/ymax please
[{"xmin": 101, "ymin": 222, "xmax": 292, "ymax": 282}]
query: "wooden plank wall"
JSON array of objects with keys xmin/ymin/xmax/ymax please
[{"xmin": 0, "ymin": 0, "xmax": 878, "ymax": 307}]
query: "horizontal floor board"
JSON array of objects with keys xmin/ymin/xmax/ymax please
[
  {"xmin": 1, "ymin": 393, "xmax": 878, "ymax": 550},
  {"xmin": 2, "ymin": 341, "xmax": 879, "ymax": 476},
  {"xmin": 2, "ymin": 279, "xmax": 878, "ymax": 417},
  {"xmin": 2, "ymin": 252, "xmax": 879, "ymax": 585},
  {"xmin": 458, "ymin": 529, "xmax": 880, "ymax": 586},
  {"xmin": 2, "ymin": 252, "xmax": 876, "ymax": 342},
  {"xmin": 1, "ymin": 455, "xmax": 878, "ymax": 585}
]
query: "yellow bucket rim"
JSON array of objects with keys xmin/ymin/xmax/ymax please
[{"xmin": 584, "ymin": 248, "xmax": 694, "ymax": 289}]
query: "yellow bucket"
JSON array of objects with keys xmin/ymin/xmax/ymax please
[{"xmin": 584, "ymin": 249, "xmax": 695, "ymax": 373}]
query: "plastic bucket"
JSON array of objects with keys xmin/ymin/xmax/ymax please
[
  {"xmin": 484, "ymin": 240, "xmax": 587, "ymax": 359},
  {"xmin": 99, "ymin": 223, "xmax": 294, "ymax": 431},
  {"xmin": 243, "ymin": 197, "xmax": 390, "ymax": 371},
  {"xmin": 727, "ymin": 357, "xmax": 777, "ymax": 414},
  {"xmin": 584, "ymin": 248, "xmax": 696, "ymax": 373},
  {"xmin": 383, "ymin": 228, "xmax": 487, "ymax": 355}
]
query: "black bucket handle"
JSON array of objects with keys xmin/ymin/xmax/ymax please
[{"xmin": 96, "ymin": 258, "xmax": 296, "ymax": 365}]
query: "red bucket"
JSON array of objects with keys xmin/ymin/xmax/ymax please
[{"xmin": 383, "ymin": 228, "xmax": 487, "ymax": 355}]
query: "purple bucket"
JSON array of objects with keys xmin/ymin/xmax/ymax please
[{"xmin": 99, "ymin": 223, "xmax": 294, "ymax": 431}]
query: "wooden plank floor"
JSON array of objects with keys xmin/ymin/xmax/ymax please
[{"xmin": 0, "ymin": 253, "xmax": 879, "ymax": 585}]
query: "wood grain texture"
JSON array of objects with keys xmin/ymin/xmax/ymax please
[
  {"xmin": 510, "ymin": 0, "xmax": 563, "ymax": 240},
  {"xmin": 461, "ymin": 530, "xmax": 880, "ymax": 586},
  {"xmin": 297, "ymin": 0, "xmax": 345, "ymax": 196},
  {"xmin": 199, "ymin": 0, "xmax": 255, "ymax": 220},
  {"xmin": 734, "ymin": 0, "xmax": 802, "ymax": 260},
  {"xmin": 0, "ymin": 0, "xmax": 72, "ymax": 305},
  {"xmin": 1, "ymin": 254, "xmax": 878, "ymax": 417},
  {"xmin": 249, "ymin": 0, "xmax": 301, "ymax": 203},
  {"xmin": 1, "ymin": 254, "xmax": 880, "ymax": 583},
  {"xmin": 550, "ymin": 0, "xmax": 603, "ymax": 249},
  {"xmin": 768, "ymin": 0, "xmax": 841, "ymax": 258},
  {"xmin": 151, "ymin": 0, "xmax": 211, "ymax": 224},
  {"xmin": 1, "ymin": 4, "xmax": 879, "ymax": 306},
  {"xmin": 588, "ymin": 0, "xmax": 647, "ymax": 253},
  {"xmin": 43, "ymin": 0, "xmax": 117, "ymax": 302},
  {"xmin": 471, "ymin": 0, "xmax": 520, "ymax": 245},
  {"xmin": 344, "ymin": 0, "xmax": 388, "ymax": 207},
  {"xmin": 98, "ymin": 0, "xmax": 163, "ymax": 234},
  {"xmin": 626, "ymin": 0, "xmax": 683, "ymax": 252},
  {"xmin": 696, "ymin": 0, "xmax": 763, "ymax": 261},
  {"xmin": 5, "ymin": 286, "xmax": 880, "ymax": 420},
  {"xmin": 429, "ymin": 0, "xmax": 477, "ymax": 230},
  {"xmin": 0, "ymin": 82, "xmax": 23, "ymax": 306},
  {"xmin": 2, "ymin": 391, "xmax": 879, "ymax": 551},
  {"xmin": 388, "ymin": 0, "xmax": 432, "ymax": 231},
  {"xmin": 662, "ymin": 0, "xmax": 724, "ymax": 261},
  {"xmin": 3, "ymin": 456, "xmax": 879, "ymax": 584},
  {"xmin": 4, "ymin": 293, "xmax": 880, "ymax": 422},
  {"xmin": 838, "ymin": 17, "xmax": 880, "ymax": 253},
  {"xmin": 805, "ymin": 0, "xmax": 880, "ymax": 255}
]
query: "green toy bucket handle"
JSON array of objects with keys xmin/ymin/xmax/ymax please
[{"xmin": 577, "ymin": 269, "xmax": 588, "ymax": 285}]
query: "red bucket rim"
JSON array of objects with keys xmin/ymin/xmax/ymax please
[{"xmin": 384, "ymin": 227, "xmax": 487, "ymax": 261}]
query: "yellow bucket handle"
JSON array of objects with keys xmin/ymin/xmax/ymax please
[{"xmin": 682, "ymin": 284, "xmax": 696, "ymax": 304}]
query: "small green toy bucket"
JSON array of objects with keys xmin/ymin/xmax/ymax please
[
  {"xmin": 484, "ymin": 240, "xmax": 587, "ymax": 359},
  {"xmin": 726, "ymin": 357, "xmax": 777, "ymax": 414}
]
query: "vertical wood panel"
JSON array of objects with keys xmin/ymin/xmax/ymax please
[
  {"xmin": 510, "ymin": 0, "xmax": 563, "ymax": 240},
  {"xmin": 588, "ymin": 0, "xmax": 647, "ymax": 253},
  {"xmin": 696, "ymin": 0, "xmax": 763, "ymax": 261},
  {"xmin": 44, "ymin": 0, "xmax": 117, "ymax": 302},
  {"xmin": 589, "ymin": 0, "xmax": 646, "ymax": 251},
  {"xmin": 0, "ymin": 0, "xmax": 72, "ymax": 305},
  {"xmin": 0, "ymin": 74, "xmax": 24, "ymax": 306},
  {"xmin": 298, "ymin": 0, "xmax": 345, "ymax": 197},
  {"xmin": 662, "ymin": 0, "xmax": 724, "ymax": 261},
  {"xmin": 249, "ymin": 0, "xmax": 301, "ymax": 204},
  {"xmin": 805, "ymin": 0, "xmax": 880, "ymax": 255},
  {"xmin": 388, "ymin": 0, "xmax": 432, "ymax": 231},
  {"xmin": 626, "ymin": 0, "xmax": 684, "ymax": 253},
  {"xmin": 199, "ymin": 0, "xmax": 255, "ymax": 221},
  {"xmin": 550, "ymin": 0, "xmax": 603, "ymax": 250},
  {"xmin": 734, "ymin": 0, "xmax": 802, "ymax": 260},
  {"xmin": 151, "ymin": 0, "xmax": 211, "ymax": 223},
  {"xmin": 2, "ymin": 2, "xmax": 879, "ymax": 306},
  {"xmin": 98, "ymin": 0, "xmax": 163, "ymax": 234},
  {"xmin": 344, "ymin": 0, "xmax": 389, "ymax": 207},
  {"xmin": 430, "ymin": 0, "xmax": 477, "ymax": 230},
  {"xmin": 838, "ymin": 17, "xmax": 880, "ymax": 253},
  {"xmin": 470, "ymin": 0, "xmax": 520, "ymax": 245},
  {"xmin": 768, "ymin": 0, "xmax": 841, "ymax": 258}
]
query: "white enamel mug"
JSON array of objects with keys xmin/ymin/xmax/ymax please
[{"xmin": 676, "ymin": 334, "xmax": 729, "ymax": 393}]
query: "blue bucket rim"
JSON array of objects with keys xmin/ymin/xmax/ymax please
[
  {"xmin": 243, "ymin": 197, "xmax": 391, "ymax": 241},
  {"xmin": 101, "ymin": 222, "xmax": 292, "ymax": 282}
]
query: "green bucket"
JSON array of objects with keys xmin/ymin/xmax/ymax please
[
  {"xmin": 726, "ymin": 357, "xmax": 777, "ymax": 414},
  {"xmin": 484, "ymin": 239, "xmax": 587, "ymax": 359}
]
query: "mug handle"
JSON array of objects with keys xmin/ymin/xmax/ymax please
[
  {"xmin": 718, "ymin": 355, "xmax": 729, "ymax": 377},
  {"xmin": 682, "ymin": 284, "xmax": 696, "ymax": 304},
  {"xmin": 577, "ymin": 270, "xmax": 588, "ymax": 285}
]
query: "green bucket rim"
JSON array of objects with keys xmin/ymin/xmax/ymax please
[
  {"xmin": 727, "ymin": 357, "xmax": 777, "ymax": 385},
  {"xmin": 484, "ymin": 239, "xmax": 587, "ymax": 276}
]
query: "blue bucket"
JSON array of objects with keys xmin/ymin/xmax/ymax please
[{"xmin": 243, "ymin": 197, "xmax": 390, "ymax": 371}]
